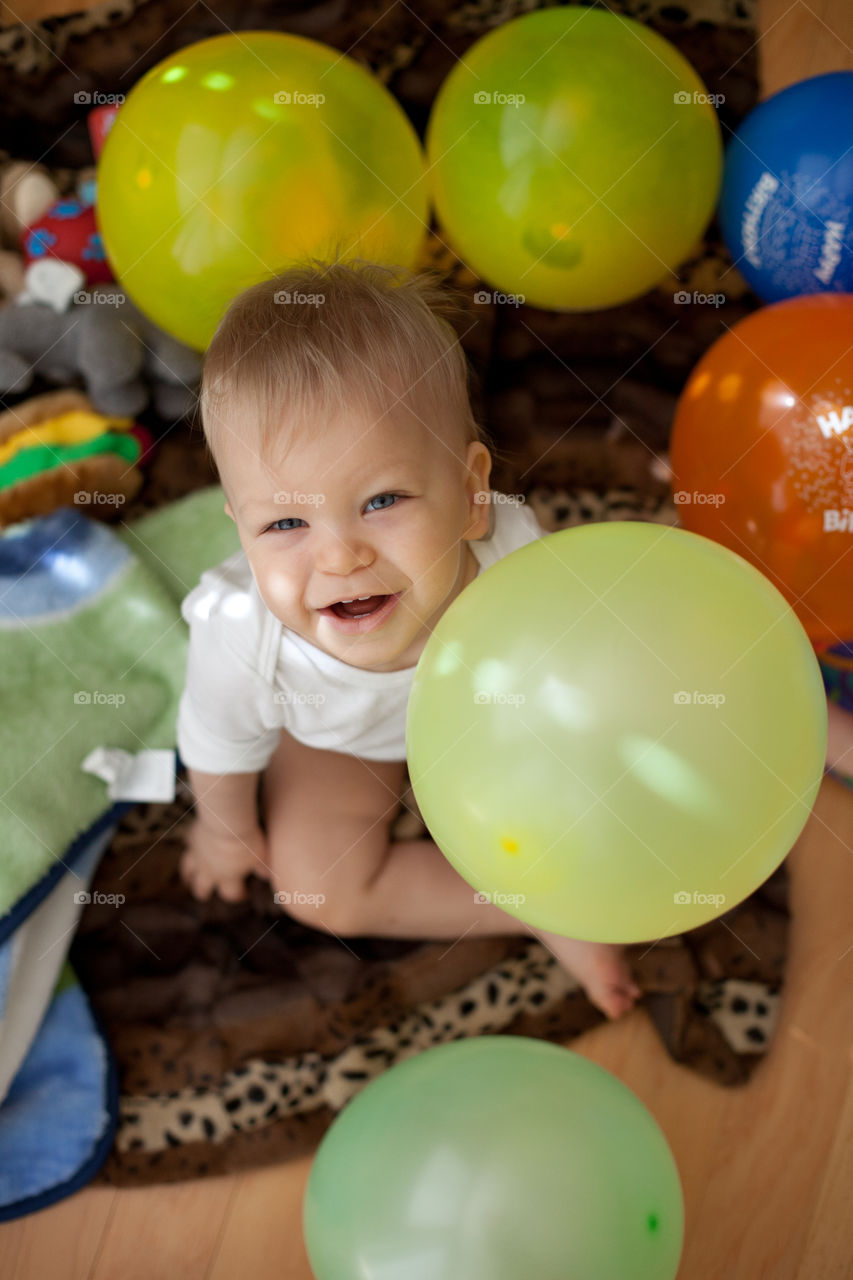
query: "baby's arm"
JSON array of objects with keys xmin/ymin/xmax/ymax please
[
  {"xmin": 180, "ymin": 766, "xmax": 270, "ymax": 902},
  {"xmin": 177, "ymin": 572, "xmax": 284, "ymax": 901}
]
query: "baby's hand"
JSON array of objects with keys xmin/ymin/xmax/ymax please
[{"xmin": 179, "ymin": 817, "xmax": 270, "ymax": 903}]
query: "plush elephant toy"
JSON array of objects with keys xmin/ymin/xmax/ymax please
[{"xmin": 0, "ymin": 282, "xmax": 202, "ymax": 419}]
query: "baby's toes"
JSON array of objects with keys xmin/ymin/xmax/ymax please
[
  {"xmin": 583, "ymin": 979, "xmax": 624, "ymax": 1021},
  {"xmin": 604, "ymin": 984, "xmax": 640, "ymax": 1020},
  {"xmin": 587, "ymin": 951, "xmax": 642, "ymax": 1021}
]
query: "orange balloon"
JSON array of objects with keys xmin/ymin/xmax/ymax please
[{"xmin": 670, "ymin": 294, "xmax": 853, "ymax": 649}]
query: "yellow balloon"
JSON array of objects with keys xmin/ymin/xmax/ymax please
[
  {"xmin": 406, "ymin": 522, "xmax": 827, "ymax": 942},
  {"xmin": 97, "ymin": 32, "xmax": 429, "ymax": 350},
  {"xmin": 426, "ymin": 6, "xmax": 722, "ymax": 310}
]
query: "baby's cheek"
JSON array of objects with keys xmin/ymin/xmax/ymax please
[
  {"xmin": 419, "ymin": 543, "xmax": 465, "ymax": 599},
  {"xmin": 255, "ymin": 562, "xmax": 300, "ymax": 621}
]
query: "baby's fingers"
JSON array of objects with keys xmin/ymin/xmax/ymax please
[
  {"xmin": 179, "ymin": 846, "xmax": 214, "ymax": 902},
  {"xmin": 177, "ymin": 845, "xmax": 197, "ymax": 889},
  {"xmin": 217, "ymin": 872, "xmax": 248, "ymax": 904}
]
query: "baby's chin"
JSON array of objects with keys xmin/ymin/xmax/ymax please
[
  {"xmin": 319, "ymin": 629, "xmax": 421, "ymax": 673},
  {"xmin": 318, "ymin": 615, "xmax": 431, "ymax": 673}
]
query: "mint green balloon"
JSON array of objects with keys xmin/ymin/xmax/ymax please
[
  {"xmin": 303, "ymin": 1036, "xmax": 684, "ymax": 1279},
  {"xmin": 406, "ymin": 522, "xmax": 827, "ymax": 942}
]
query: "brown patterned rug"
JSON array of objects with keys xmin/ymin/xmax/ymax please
[
  {"xmin": 0, "ymin": 0, "xmax": 790, "ymax": 1186},
  {"xmin": 72, "ymin": 768, "xmax": 788, "ymax": 1183}
]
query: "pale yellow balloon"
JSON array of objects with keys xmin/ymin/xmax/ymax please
[{"xmin": 406, "ymin": 522, "xmax": 827, "ymax": 942}]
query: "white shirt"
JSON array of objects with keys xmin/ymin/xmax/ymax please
[{"xmin": 176, "ymin": 492, "xmax": 546, "ymax": 774}]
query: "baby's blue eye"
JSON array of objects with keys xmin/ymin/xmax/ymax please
[
  {"xmin": 265, "ymin": 494, "xmax": 400, "ymax": 533},
  {"xmin": 365, "ymin": 493, "xmax": 399, "ymax": 512},
  {"xmin": 268, "ymin": 517, "xmax": 306, "ymax": 532}
]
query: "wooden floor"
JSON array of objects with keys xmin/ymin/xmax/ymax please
[
  {"xmin": 2, "ymin": 0, "xmax": 853, "ymax": 1275},
  {"xmin": 1, "ymin": 774, "xmax": 851, "ymax": 1277}
]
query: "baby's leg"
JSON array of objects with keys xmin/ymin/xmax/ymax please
[
  {"xmin": 350, "ymin": 834, "xmax": 640, "ymax": 1020},
  {"xmin": 261, "ymin": 730, "xmax": 640, "ymax": 1019}
]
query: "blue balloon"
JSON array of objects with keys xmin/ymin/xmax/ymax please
[{"xmin": 719, "ymin": 71, "xmax": 853, "ymax": 302}]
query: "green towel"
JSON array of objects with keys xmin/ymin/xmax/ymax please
[
  {"xmin": 0, "ymin": 487, "xmax": 239, "ymax": 926},
  {"xmin": 115, "ymin": 484, "xmax": 238, "ymax": 608}
]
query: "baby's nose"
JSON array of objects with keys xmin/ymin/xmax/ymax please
[{"xmin": 314, "ymin": 529, "xmax": 375, "ymax": 574}]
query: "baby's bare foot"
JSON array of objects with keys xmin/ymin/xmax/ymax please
[{"xmin": 534, "ymin": 929, "xmax": 642, "ymax": 1020}]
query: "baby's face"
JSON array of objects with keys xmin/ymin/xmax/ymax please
[{"xmin": 218, "ymin": 407, "xmax": 492, "ymax": 672}]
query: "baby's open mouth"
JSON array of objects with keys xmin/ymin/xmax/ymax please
[{"xmin": 328, "ymin": 595, "xmax": 390, "ymax": 619}]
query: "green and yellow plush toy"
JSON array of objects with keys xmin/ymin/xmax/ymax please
[{"xmin": 0, "ymin": 389, "xmax": 150, "ymax": 528}]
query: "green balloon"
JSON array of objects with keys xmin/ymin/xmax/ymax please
[
  {"xmin": 406, "ymin": 522, "xmax": 827, "ymax": 942},
  {"xmin": 303, "ymin": 1036, "xmax": 684, "ymax": 1279},
  {"xmin": 426, "ymin": 5, "xmax": 722, "ymax": 310}
]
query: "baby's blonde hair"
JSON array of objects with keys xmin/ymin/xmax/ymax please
[{"xmin": 197, "ymin": 252, "xmax": 495, "ymax": 480}]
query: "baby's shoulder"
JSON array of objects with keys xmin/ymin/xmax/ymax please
[
  {"xmin": 486, "ymin": 493, "xmax": 547, "ymax": 559},
  {"xmin": 180, "ymin": 550, "xmax": 267, "ymax": 662},
  {"xmin": 181, "ymin": 549, "xmax": 253, "ymax": 619}
]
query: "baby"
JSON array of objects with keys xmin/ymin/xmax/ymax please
[{"xmin": 176, "ymin": 256, "xmax": 643, "ymax": 1021}]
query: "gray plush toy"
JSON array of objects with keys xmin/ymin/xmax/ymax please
[{"xmin": 0, "ymin": 282, "xmax": 202, "ymax": 419}]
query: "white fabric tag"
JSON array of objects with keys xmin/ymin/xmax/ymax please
[
  {"xmin": 81, "ymin": 746, "xmax": 176, "ymax": 802},
  {"xmin": 19, "ymin": 258, "xmax": 85, "ymax": 312}
]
